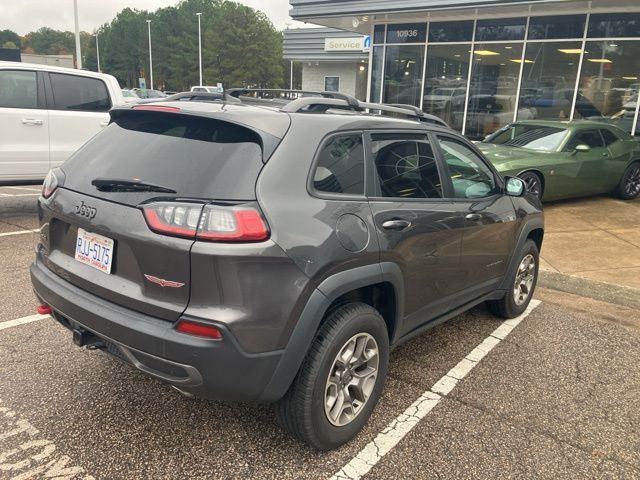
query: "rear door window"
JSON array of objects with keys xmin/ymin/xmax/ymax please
[
  {"xmin": 0, "ymin": 70, "xmax": 38, "ymax": 109},
  {"xmin": 62, "ymin": 112, "xmax": 265, "ymax": 203},
  {"xmin": 312, "ymin": 134, "xmax": 365, "ymax": 195},
  {"xmin": 371, "ymin": 133, "xmax": 443, "ymax": 199},
  {"xmin": 49, "ymin": 73, "xmax": 111, "ymax": 112}
]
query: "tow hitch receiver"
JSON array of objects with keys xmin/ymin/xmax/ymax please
[{"xmin": 72, "ymin": 328, "xmax": 104, "ymax": 349}]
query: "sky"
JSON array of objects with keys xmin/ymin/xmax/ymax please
[{"xmin": 0, "ymin": 0, "xmax": 309, "ymax": 35}]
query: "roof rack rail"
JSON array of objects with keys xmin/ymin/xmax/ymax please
[
  {"xmin": 163, "ymin": 91, "xmax": 241, "ymax": 103},
  {"xmin": 280, "ymin": 96, "xmax": 449, "ymax": 128},
  {"xmin": 225, "ymin": 88, "xmax": 361, "ymax": 108}
]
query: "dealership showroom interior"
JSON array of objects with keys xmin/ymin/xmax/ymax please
[{"xmin": 1, "ymin": 0, "xmax": 640, "ymax": 478}]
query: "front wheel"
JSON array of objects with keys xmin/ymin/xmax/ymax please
[
  {"xmin": 275, "ymin": 302, "xmax": 389, "ymax": 450},
  {"xmin": 518, "ymin": 172, "xmax": 543, "ymax": 200},
  {"xmin": 487, "ymin": 239, "xmax": 539, "ymax": 319},
  {"xmin": 615, "ymin": 162, "xmax": 640, "ymax": 200}
]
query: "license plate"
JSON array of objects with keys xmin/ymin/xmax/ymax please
[{"xmin": 75, "ymin": 228, "xmax": 114, "ymax": 274}]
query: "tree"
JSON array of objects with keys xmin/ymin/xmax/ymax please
[
  {"xmin": 23, "ymin": 27, "xmax": 75, "ymax": 55},
  {"xmin": 0, "ymin": 29, "xmax": 21, "ymax": 49}
]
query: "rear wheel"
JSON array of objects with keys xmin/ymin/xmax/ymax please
[
  {"xmin": 518, "ymin": 172, "xmax": 543, "ymax": 200},
  {"xmin": 275, "ymin": 302, "xmax": 389, "ymax": 450},
  {"xmin": 615, "ymin": 162, "xmax": 640, "ymax": 200},
  {"xmin": 487, "ymin": 239, "xmax": 539, "ymax": 319}
]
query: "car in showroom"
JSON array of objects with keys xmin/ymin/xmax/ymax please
[
  {"xmin": 31, "ymin": 93, "xmax": 543, "ymax": 450},
  {"xmin": 479, "ymin": 120, "xmax": 640, "ymax": 201}
]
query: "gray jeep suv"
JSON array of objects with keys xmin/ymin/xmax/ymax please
[{"xmin": 31, "ymin": 93, "xmax": 543, "ymax": 450}]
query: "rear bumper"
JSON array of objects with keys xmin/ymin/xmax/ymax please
[{"xmin": 30, "ymin": 256, "xmax": 283, "ymax": 402}]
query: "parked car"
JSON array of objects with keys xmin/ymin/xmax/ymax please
[
  {"xmin": 32, "ymin": 95, "xmax": 543, "ymax": 450},
  {"xmin": 0, "ymin": 61, "xmax": 125, "ymax": 183},
  {"xmin": 191, "ymin": 85, "xmax": 223, "ymax": 93},
  {"xmin": 121, "ymin": 89, "xmax": 140, "ymax": 103},
  {"xmin": 456, "ymin": 95, "xmax": 535, "ymax": 139},
  {"xmin": 422, "ymin": 87, "xmax": 466, "ymax": 124},
  {"xmin": 479, "ymin": 120, "xmax": 640, "ymax": 201},
  {"xmin": 133, "ymin": 88, "xmax": 167, "ymax": 99}
]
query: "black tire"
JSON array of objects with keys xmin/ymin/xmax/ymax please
[
  {"xmin": 615, "ymin": 161, "xmax": 640, "ymax": 200},
  {"xmin": 275, "ymin": 302, "xmax": 389, "ymax": 450},
  {"xmin": 518, "ymin": 171, "xmax": 543, "ymax": 200},
  {"xmin": 487, "ymin": 239, "xmax": 539, "ymax": 319}
]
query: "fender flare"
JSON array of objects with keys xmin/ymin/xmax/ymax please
[
  {"xmin": 257, "ymin": 262, "xmax": 404, "ymax": 403},
  {"xmin": 499, "ymin": 217, "xmax": 545, "ymax": 291}
]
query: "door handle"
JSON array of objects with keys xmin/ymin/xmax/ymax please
[
  {"xmin": 382, "ymin": 219, "xmax": 411, "ymax": 231},
  {"xmin": 602, "ymin": 153, "xmax": 609, "ymax": 157},
  {"xmin": 465, "ymin": 213, "xmax": 482, "ymax": 221},
  {"xmin": 21, "ymin": 118, "xmax": 44, "ymax": 126}
]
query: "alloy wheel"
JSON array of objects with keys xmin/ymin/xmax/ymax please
[
  {"xmin": 324, "ymin": 333, "xmax": 379, "ymax": 427},
  {"xmin": 513, "ymin": 254, "xmax": 536, "ymax": 306},
  {"xmin": 624, "ymin": 166, "xmax": 640, "ymax": 197},
  {"xmin": 520, "ymin": 174, "xmax": 542, "ymax": 199}
]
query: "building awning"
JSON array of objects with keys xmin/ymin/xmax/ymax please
[{"xmin": 284, "ymin": 28, "xmax": 369, "ymax": 61}]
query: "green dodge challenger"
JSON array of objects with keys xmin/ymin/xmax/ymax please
[{"xmin": 477, "ymin": 120, "xmax": 640, "ymax": 201}]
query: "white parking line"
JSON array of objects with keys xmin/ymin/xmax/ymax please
[
  {"xmin": 0, "ymin": 229, "xmax": 39, "ymax": 238},
  {"xmin": 3, "ymin": 186, "xmax": 42, "ymax": 192},
  {"xmin": 0, "ymin": 193, "xmax": 39, "ymax": 197},
  {"xmin": 0, "ymin": 314, "xmax": 49, "ymax": 331},
  {"xmin": 330, "ymin": 299, "xmax": 542, "ymax": 480}
]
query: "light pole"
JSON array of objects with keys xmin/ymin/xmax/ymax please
[
  {"xmin": 196, "ymin": 13, "xmax": 203, "ymax": 86},
  {"xmin": 73, "ymin": 0, "xmax": 82, "ymax": 69},
  {"xmin": 146, "ymin": 19, "xmax": 153, "ymax": 90},
  {"xmin": 95, "ymin": 33, "xmax": 101, "ymax": 72}
]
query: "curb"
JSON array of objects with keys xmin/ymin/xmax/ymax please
[{"xmin": 539, "ymin": 270, "xmax": 640, "ymax": 309}]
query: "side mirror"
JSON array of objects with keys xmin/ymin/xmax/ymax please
[
  {"xmin": 505, "ymin": 176, "xmax": 526, "ymax": 197},
  {"xmin": 575, "ymin": 144, "xmax": 591, "ymax": 153}
]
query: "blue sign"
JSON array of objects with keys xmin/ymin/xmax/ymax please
[{"xmin": 363, "ymin": 35, "xmax": 371, "ymax": 51}]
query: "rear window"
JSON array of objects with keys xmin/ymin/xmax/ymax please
[{"xmin": 62, "ymin": 112, "xmax": 264, "ymax": 201}]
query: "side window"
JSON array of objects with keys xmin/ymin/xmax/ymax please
[
  {"xmin": 49, "ymin": 73, "xmax": 111, "ymax": 112},
  {"xmin": 0, "ymin": 70, "xmax": 38, "ymax": 109},
  {"xmin": 600, "ymin": 129, "xmax": 619, "ymax": 147},
  {"xmin": 437, "ymin": 137, "xmax": 498, "ymax": 199},
  {"xmin": 313, "ymin": 134, "xmax": 365, "ymax": 195},
  {"xmin": 565, "ymin": 129, "xmax": 605, "ymax": 151},
  {"xmin": 371, "ymin": 133, "xmax": 443, "ymax": 199}
]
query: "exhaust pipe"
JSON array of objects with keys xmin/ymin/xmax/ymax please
[{"xmin": 171, "ymin": 385, "xmax": 194, "ymax": 398}]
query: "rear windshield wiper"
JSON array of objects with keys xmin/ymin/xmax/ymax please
[{"xmin": 91, "ymin": 178, "xmax": 177, "ymax": 193}]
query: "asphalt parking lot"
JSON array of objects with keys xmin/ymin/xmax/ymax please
[{"xmin": 1, "ymin": 188, "xmax": 640, "ymax": 479}]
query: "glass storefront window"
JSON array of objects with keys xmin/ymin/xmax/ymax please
[
  {"xmin": 528, "ymin": 15, "xmax": 586, "ymax": 40},
  {"xmin": 588, "ymin": 13, "xmax": 640, "ymax": 38},
  {"xmin": 370, "ymin": 46, "xmax": 384, "ymax": 103},
  {"xmin": 374, "ymin": 25, "xmax": 385, "ymax": 44},
  {"xmin": 518, "ymin": 42, "xmax": 582, "ymax": 120},
  {"xmin": 428, "ymin": 21, "xmax": 474, "ymax": 43},
  {"xmin": 465, "ymin": 43, "xmax": 525, "ymax": 139},
  {"xmin": 574, "ymin": 41, "xmax": 640, "ymax": 134},
  {"xmin": 422, "ymin": 44, "xmax": 470, "ymax": 130},
  {"xmin": 475, "ymin": 18, "xmax": 527, "ymax": 41},
  {"xmin": 383, "ymin": 45, "xmax": 425, "ymax": 107},
  {"xmin": 386, "ymin": 23, "xmax": 427, "ymax": 44}
]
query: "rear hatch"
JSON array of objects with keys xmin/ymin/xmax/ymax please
[{"xmin": 43, "ymin": 106, "xmax": 286, "ymax": 321}]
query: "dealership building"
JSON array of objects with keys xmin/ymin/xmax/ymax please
[{"xmin": 288, "ymin": 0, "xmax": 640, "ymax": 138}]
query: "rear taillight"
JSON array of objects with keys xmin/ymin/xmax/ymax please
[
  {"xmin": 175, "ymin": 319, "xmax": 222, "ymax": 339},
  {"xmin": 198, "ymin": 205, "xmax": 269, "ymax": 241},
  {"xmin": 141, "ymin": 202, "xmax": 269, "ymax": 242},
  {"xmin": 142, "ymin": 203, "xmax": 203, "ymax": 239}
]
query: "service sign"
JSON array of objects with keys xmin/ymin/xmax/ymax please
[{"xmin": 325, "ymin": 37, "xmax": 369, "ymax": 52}]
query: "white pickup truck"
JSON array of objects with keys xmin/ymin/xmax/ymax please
[{"xmin": 0, "ymin": 61, "xmax": 125, "ymax": 183}]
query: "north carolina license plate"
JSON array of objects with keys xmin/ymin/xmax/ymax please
[{"xmin": 74, "ymin": 228, "xmax": 114, "ymax": 274}]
